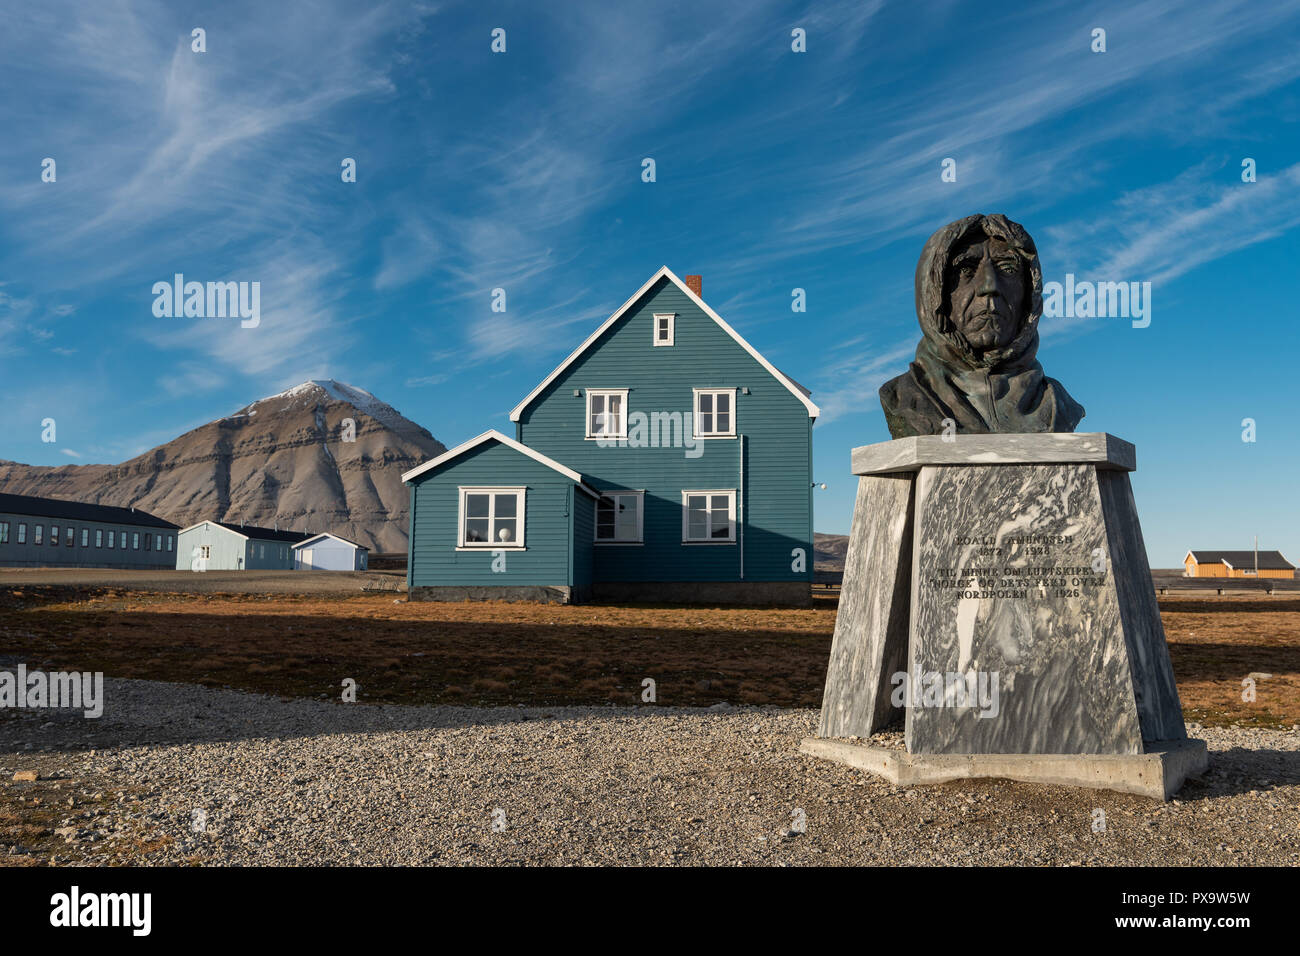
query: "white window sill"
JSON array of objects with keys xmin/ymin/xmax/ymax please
[
  {"xmin": 681, "ymin": 539, "xmax": 737, "ymax": 545},
  {"xmin": 691, "ymin": 434, "xmax": 738, "ymax": 440},
  {"xmin": 595, "ymin": 541, "xmax": 644, "ymax": 546},
  {"xmin": 456, "ymin": 546, "xmax": 527, "ymax": 552}
]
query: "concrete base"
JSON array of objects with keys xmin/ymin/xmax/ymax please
[
  {"xmin": 800, "ymin": 736, "xmax": 1208, "ymax": 801},
  {"xmin": 591, "ymin": 580, "xmax": 811, "ymax": 606},
  {"xmin": 407, "ymin": 585, "xmax": 577, "ymax": 604}
]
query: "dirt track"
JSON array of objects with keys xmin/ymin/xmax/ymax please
[{"xmin": 0, "ymin": 567, "xmax": 405, "ymax": 595}]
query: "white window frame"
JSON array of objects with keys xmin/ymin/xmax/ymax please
[
  {"xmin": 681, "ymin": 489, "xmax": 737, "ymax": 544},
  {"xmin": 585, "ymin": 388, "xmax": 629, "ymax": 439},
  {"xmin": 594, "ymin": 491, "xmax": 645, "ymax": 545},
  {"xmin": 692, "ymin": 387, "xmax": 737, "ymax": 438},
  {"xmin": 652, "ymin": 312, "xmax": 675, "ymax": 347},
  {"xmin": 457, "ymin": 486, "xmax": 527, "ymax": 550}
]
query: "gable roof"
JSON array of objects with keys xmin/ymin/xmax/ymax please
[
  {"xmin": 0, "ymin": 492, "xmax": 179, "ymax": 529},
  {"xmin": 177, "ymin": 519, "xmax": 313, "ymax": 543},
  {"xmin": 1185, "ymin": 550, "xmax": 1294, "ymax": 571},
  {"xmin": 508, "ymin": 266, "xmax": 820, "ymax": 422},
  {"xmin": 214, "ymin": 521, "xmax": 313, "ymax": 543},
  {"xmin": 292, "ymin": 532, "xmax": 368, "ymax": 551},
  {"xmin": 401, "ymin": 429, "xmax": 600, "ymax": 497}
]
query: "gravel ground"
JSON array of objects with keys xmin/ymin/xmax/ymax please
[{"xmin": 2, "ymin": 676, "xmax": 1298, "ymax": 866}]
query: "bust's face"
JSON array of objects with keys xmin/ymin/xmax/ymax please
[{"xmin": 946, "ymin": 236, "xmax": 1026, "ymax": 351}]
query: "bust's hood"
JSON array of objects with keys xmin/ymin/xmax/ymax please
[
  {"xmin": 914, "ymin": 212, "xmax": 1042, "ymax": 374},
  {"xmin": 878, "ymin": 213, "xmax": 1085, "ymax": 438}
]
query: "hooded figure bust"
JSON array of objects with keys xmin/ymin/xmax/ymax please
[{"xmin": 879, "ymin": 213, "xmax": 1085, "ymax": 438}]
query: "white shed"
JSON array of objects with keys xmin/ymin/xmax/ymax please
[{"xmin": 292, "ymin": 532, "xmax": 368, "ymax": 571}]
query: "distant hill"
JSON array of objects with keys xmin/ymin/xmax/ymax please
[
  {"xmin": 814, "ymin": 532, "xmax": 849, "ymax": 571},
  {"xmin": 0, "ymin": 380, "xmax": 445, "ymax": 552}
]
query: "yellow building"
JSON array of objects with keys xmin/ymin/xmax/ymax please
[{"xmin": 1184, "ymin": 550, "xmax": 1295, "ymax": 579}]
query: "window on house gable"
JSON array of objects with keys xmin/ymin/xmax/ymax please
[
  {"xmin": 107, "ymin": 531, "xmax": 114, "ymax": 548},
  {"xmin": 459, "ymin": 488, "xmax": 525, "ymax": 548},
  {"xmin": 681, "ymin": 490, "xmax": 736, "ymax": 543},
  {"xmin": 95, "ymin": 529, "xmax": 103, "ymax": 547},
  {"xmin": 653, "ymin": 313, "xmax": 675, "ymax": 346},
  {"xmin": 586, "ymin": 389, "xmax": 628, "ymax": 439},
  {"xmin": 34, "ymin": 525, "xmax": 44, "ymax": 546},
  {"xmin": 693, "ymin": 388, "xmax": 737, "ymax": 438},
  {"xmin": 596, "ymin": 492, "xmax": 643, "ymax": 543},
  {"xmin": 17, "ymin": 523, "xmax": 26, "ymax": 545}
]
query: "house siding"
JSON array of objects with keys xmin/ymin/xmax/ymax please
[
  {"xmin": 517, "ymin": 276, "xmax": 812, "ymax": 585},
  {"xmin": 175, "ymin": 523, "xmax": 247, "ymax": 571},
  {"xmin": 572, "ymin": 485, "xmax": 595, "ymax": 596},
  {"xmin": 0, "ymin": 513, "xmax": 176, "ymax": 570},
  {"xmin": 407, "ymin": 441, "xmax": 579, "ymax": 588}
]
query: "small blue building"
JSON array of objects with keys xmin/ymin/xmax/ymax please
[
  {"xmin": 293, "ymin": 532, "xmax": 369, "ymax": 571},
  {"xmin": 403, "ymin": 267, "xmax": 818, "ymax": 605}
]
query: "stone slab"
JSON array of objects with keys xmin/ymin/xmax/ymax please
[
  {"xmin": 817, "ymin": 474, "xmax": 914, "ymax": 738},
  {"xmin": 906, "ymin": 462, "xmax": 1146, "ymax": 755},
  {"xmin": 799, "ymin": 736, "xmax": 1208, "ymax": 801},
  {"xmin": 1097, "ymin": 470, "xmax": 1186, "ymax": 741},
  {"xmin": 852, "ymin": 432, "xmax": 1135, "ymax": 476}
]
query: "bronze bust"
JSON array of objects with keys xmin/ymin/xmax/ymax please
[{"xmin": 879, "ymin": 213, "xmax": 1085, "ymax": 438}]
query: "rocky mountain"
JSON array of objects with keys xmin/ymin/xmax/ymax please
[
  {"xmin": 814, "ymin": 532, "xmax": 849, "ymax": 571},
  {"xmin": 0, "ymin": 381, "xmax": 445, "ymax": 552}
]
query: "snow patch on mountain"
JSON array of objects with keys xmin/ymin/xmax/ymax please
[{"xmin": 243, "ymin": 380, "xmax": 412, "ymax": 431}]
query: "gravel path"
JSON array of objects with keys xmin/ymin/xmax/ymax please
[{"xmin": 2, "ymin": 676, "xmax": 1298, "ymax": 866}]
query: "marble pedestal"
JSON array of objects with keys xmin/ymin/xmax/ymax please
[{"xmin": 804, "ymin": 433, "xmax": 1206, "ymax": 799}]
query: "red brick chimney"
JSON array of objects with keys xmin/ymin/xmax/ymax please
[{"xmin": 684, "ymin": 274, "xmax": 702, "ymax": 297}]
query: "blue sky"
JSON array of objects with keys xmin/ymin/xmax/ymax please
[{"xmin": 1, "ymin": 0, "xmax": 1298, "ymax": 564}]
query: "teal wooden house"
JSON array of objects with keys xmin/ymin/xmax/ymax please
[{"xmin": 402, "ymin": 267, "xmax": 819, "ymax": 605}]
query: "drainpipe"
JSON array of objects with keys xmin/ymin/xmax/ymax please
[{"xmin": 738, "ymin": 434, "xmax": 745, "ymax": 580}]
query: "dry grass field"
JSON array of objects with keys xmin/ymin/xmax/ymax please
[{"xmin": 1, "ymin": 585, "xmax": 1297, "ymax": 726}]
